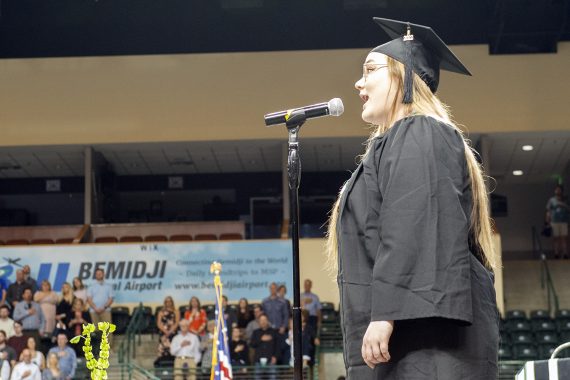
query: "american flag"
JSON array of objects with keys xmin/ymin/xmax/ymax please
[{"xmin": 211, "ymin": 262, "xmax": 233, "ymax": 380}]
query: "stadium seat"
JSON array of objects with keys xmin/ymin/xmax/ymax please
[
  {"xmin": 511, "ymin": 332, "xmax": 534, "ymax": 345},
  {"xmin": 499, "ymin": 344, "xmax": 513, "ymax": 360},
  {"xmin": 533, "ymin": 319, "xmax": 557, "ymax": 332},
  {"xmin": 538, "ymin": 343, "xmax": 558, "ymax": 359},
  {"xmin": 508, "ymin": 319, "xmax": 532, "ymax": 332},
  {"xmin": 556, "ymin": 309, "xmax": 570, "ymax": 319},
  {"xmin": 169, "ymin": 234, "xmax": 193, "ymax": 242},
  {"xmin": 500, "ymin": 331, "xmax": 511, "ymax": 345},
  {"xmin": 321, "ymin": 309, "xmax": 338, "ymax": 324},
  {"xmin": 178, "ymin": 305, "xmax": 189, "ymax": 317},
  {"xmin": 5, "ymin": 239, "xmax": 29, "ymax": 245},
  {"xmin": 55, "ymin": 238, "xmax": 74, "ymax": 244},
  {"xmin": 536, "ymin": 331, "xmax": 559, "ymax": 345},
  {"xmin": 94, "ymin": 236, "xmax": 118, "ymax": 243},
  {"xmin": 321, "ymin": 302, "xmax": 335, "ymax": 311},
  {"xmin": 530, "ymin": 309, "xmax": 551, "ymax": 320},
  {"xmin": 140, "ymin": 306, "xmax": 156, "ymax": 334},
  {"xmin": 30, "ymin": 239, "xmax": 54, "ymax": 245},
  {"xmin": 558, "ymin": 319, "xmax": 570, "ymax": 332},
  {"xmin": 119, "ymin": 235, "xmax": 143, "ymax": 243},
  {"xmin": 111, "ymin": 306, "xmax": 131, "ymax": 335},
  {"xmin": 514, "ymin": 344, "xmax": 538, "ymax": 360},
  {"xmin": 506, "ymin": 310, "xmax": 527, "ymax": 321},
  {"xmin": 194, "ymin": 234, "xmax": 218, "ymax": 241},
  {"xmin": 144, "ymin": 235, "xmax": 168, "ymax": 242},
  {"xmin": 219, "ymin": 233, "xmax": 243, "ymax": 240}
]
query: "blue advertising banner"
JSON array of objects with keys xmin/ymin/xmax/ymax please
[{"xmin": 0, "ymin": 241, "xmax": 293, "ymax": 304}]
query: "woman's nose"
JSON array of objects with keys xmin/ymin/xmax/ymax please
[{"xmin": 355, "ymin": 77, "xmax": 365, "ymax": 90}]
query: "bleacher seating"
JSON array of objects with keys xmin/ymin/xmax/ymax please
[
  {"xmin": 95, "ymin": 236, "xmax": 119, "ymax": 243},
  {"xmin": 30, "ymin": 238, "xmax": 55, "ymax": 245},
  {"xmin": 55, "ymin": 238, "xmax": 74, "ymax": 244},
  {"xmin": 169, "ymin": 234, "xmax": 193, "ymax": 241},
  {"xmin": 119, "ymin": 235, "xmax": 143, "ymax": 243},
  {"xmin": 111, "ymin": 306, "xmax": 131, "ymax": 335},
  {"xmin": 5, "ymin": 239, "xmax": 29, "ymax": 245},
  {"xmin": 144, "ymin": 235, "xmax": 168, "ymax": 242},
  {"xmin": 219, "ymin": 233, "xmax": 243, "ymax": 240},
  {"xmin": 194, "ymin": 234, "xmax": 218, "ymax": 241}
]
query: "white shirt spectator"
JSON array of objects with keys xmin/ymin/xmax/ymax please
[
  {"xmin": 170, "ymin": 331, "xmax": 201, "ymax": 363},
  {"xmin": 0, "ymin": 319, "xmax": 15, "ymax": 339},
  {"xmin": 0, "ymin": 359, "xmax": 9, "ymax": 380},
  {"xmin": 10, "ymin": 362, "xmax": 40, "ymax": 380}
]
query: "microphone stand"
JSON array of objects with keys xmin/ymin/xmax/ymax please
[{"xmin": 285, "ymin": 109, "xmax": 306, "ymax": 380}]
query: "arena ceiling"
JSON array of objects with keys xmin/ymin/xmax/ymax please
[{"xmin": 0, "ymin": 0, "xmax": 569, "ymax": 58}]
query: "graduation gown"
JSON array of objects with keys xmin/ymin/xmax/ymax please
[{"xmin": 337, "ymin": 115, "xmax": 499, "ymax": 379}]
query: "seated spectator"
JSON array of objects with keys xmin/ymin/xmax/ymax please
[
  {"xmin": 13, "ymin": 289, "xmax": 45, "ymax": 343},
  {"xmin": 0, "ymin": 330, "xmax": 16, "ymax": 368},
  {"xmin": 55, "ymin": 283, "xmax": 74, "ymax": 330},
  {"xmin": 286, "ymin": 311, "xmax": 318, "ymax": 368},
  {"xmin": 71, "ymin": 278, "xmax": 87, "ymax": 306},
  {"xmin": 262, "ymin": 283, "xmax": 288, "ymax": 336},
  {"xmin": 67, "ymin": 299, "xmax": 91, "ymax": 358},
  {"xmin": 199, "ymin": 320, "xmax": 215, "ymax": 372},
  {"xmin": 22, "ymin": 266, "xmax": 38, "ymax": 295},
  {"xmin": 170, "ymin": 319, "xmax": 201, "ymax": 380},
  {"xmin": 229, "ymin": 328, "xmax": 249, "ymax": 366},
  {"xmin": 153, "ymin": 334, "xmax": 174, "ymax": 368},
  {"xmin": 6, "ymin": 271, "xmax": 31, "ymax": 309},
  {"xmin": 0, "ymin": 348, "xmax": 8, "ymax": 380},
  {"xmin": 236, "ymin": 298, "xmax": 253, "ymax": 330},
  {"xmin": 42, "ymin": 353, "xmax": 64, "ymax": 380},
  {"xmin": 184, "ymin": 297, "xmax": 206, "ymax": 337},
  {"xmin": 7, "ymin": 322, "xmax": 29, "ymax": 360},
  {"xmin": 47, "ymin": 333, "xmax": 76, "ymax": 380},
  {"xmin": 33, "ymin": 281, "xmax": 58, "ymax": 336},
  {"xmin": 10, "ymin": 348, "xmax": 41, "ymax": 380},
  {"xmin": 0, "ymin": 307, "xmax": 14, "ymax": 339},
  {"xmin": 250, "ymin": 314, "xmax": 278, "ymax": 366},
  {"xmin": 245, "ymin": 305, "xmax": 263, "ymax": 342},
  {"xmin": 25, "ymin": 337, "xmax": 45, "ymax": 371}
]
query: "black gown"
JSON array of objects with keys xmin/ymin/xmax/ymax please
[{"xmin": 337, "ymin": 115, "xmax": 499, "ymax": 379}]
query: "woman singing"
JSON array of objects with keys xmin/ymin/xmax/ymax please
[{"xmin": 326, "ymin": 18, "xmax": 499, "ymax": 379}]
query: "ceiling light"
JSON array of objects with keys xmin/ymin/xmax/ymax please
[
  {"xmin": 522, "ymin": 145, "xmax": 533, "ymax": 151},
  {"xmin": 513, "ymin": 170, "xmax": 524, "ymax": 176}
]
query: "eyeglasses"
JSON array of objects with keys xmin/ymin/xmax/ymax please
[{"xmin": 362, "ymin": 63, "xmax": 389, "ymax": 80}]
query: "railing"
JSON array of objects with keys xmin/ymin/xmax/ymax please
[
  {"xmin": 532, "ymin": 226, "xmax": 560, "ymax": 316},
  {"xmin": 118, "ymin": 303, "xmax": 148, "ymax": 364},
  {"xmin": 153, "ymin": 364, "xmax": 313, "ymax": 380},
  {"xmin": 498, "ymin": 360, "xmax": 525, "ymax": 380}
]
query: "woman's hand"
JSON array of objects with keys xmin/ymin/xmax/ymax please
[{"xmin": 361, "ymin": 320, "xmax": 393, "ymax": 369}]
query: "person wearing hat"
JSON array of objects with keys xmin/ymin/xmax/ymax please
[{"xmin": 326, "ymin": 18, "xmax": 499, "ymax": 379}]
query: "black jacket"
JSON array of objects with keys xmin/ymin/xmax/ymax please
[{"xmin": 337, "ymin": 116, "xmax": 499, "ymax": 379}]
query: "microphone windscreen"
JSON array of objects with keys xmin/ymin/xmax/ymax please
[{"xmin": 328, "ymin": 98, "xmax": 344, "ymax": 117}]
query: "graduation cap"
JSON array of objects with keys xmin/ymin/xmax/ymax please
[{"xmin": 371, "ymin": 17, "xmax": 472, "ymax": 104}]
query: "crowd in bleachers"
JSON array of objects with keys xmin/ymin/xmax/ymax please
[
  {"xmin": 153, "ymin": 279, "xmax": 324, "ymax": 379},
  {"xmin": 0, "ymin": 266, "xmax": 112, "ymax": 379}
]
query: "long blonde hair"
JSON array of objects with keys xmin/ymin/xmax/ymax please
[{"xmin": 325, "ymin": 56, "xmax": 496, "ymax": 275}]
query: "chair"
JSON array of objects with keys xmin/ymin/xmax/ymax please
[
  {"xmin": 500, "ymin": 331, "xmax": 511, "ymax": 345},
  {"xmin": 55, "ymin": 238, "xmax": 74, "ymax": 244},
  {"xmin": 111, "ymin": 306, "xmax": 131, "ymax": 335},
  {"xmin": 194, "ymin": 234, "xmax": 218, "ymax": 241},
  {"xmin": 511, "ymin": 332, "xmax": 534, "ymax": 345},
  {"xmin": 514, "ymin": 344, "xmax": 538, "ymax": 360},
  {"xmin": 119, "ymin": 236, "xmax": 143, "ymax": 243},
  {"xmin": 321, "ymin": 309, "xmax": 338, "ymax": 324},
  {"xmin": 321, "ymin": 302, "xmax": 335, "ymax": 311},
  {"xmin": 94, "ymin": 236, "xmax": 118, "ymax": 243},
  {"xmin": 530, "ymin": 309, "xmax": 551, "ymax": 321},
  {"xmin": 557, "ymin": 319, "xmax": 570, "ymax": 332},
  {"xmin": 508, "ymin": 319, "xmax": 532, "ymax": 333},
  {"xmin": 498, "ymin": 344, "xmax": 513, "ymax": 360},
  {"xmin": 556, "ymin": 309, "xmax": 570, "ymax": 319},
  {"xmin": 140, "ymin": 306, "xmax": 156, "ymax": 334},
  {"xmin": 144, "ymin": 235, "xmax": 168, "ymax": 242},
  {"xmin": 179, "ymin": 305, "xmax": 189, "ymax": 317},
  {"xmin": 219, "ymin": 233, "xmax": 243, "ymax": 240},
  {"xmin": 533, "ymin": 319, "xmax": 556, "ymax": 332},
  {"xmin": 30, "ymin": 239, "xmax": 54, "ymax": 245},
  {"xmin": 536, "ymin": 331, "xmax": 558, "ymax": 345},
  {"xmin": 5, "ymin": 239, "xmax": 29, "ymax": 245},
  {"xmin": 506, "ymin": 310, "xmax": 527, "ymax": 321},
  {"xmin": 169, "ymin": 234, "xmax": 193, "ymax": 242},
  {"xmin": 538, "ymin": 343, "xmax": 558, "ymax": 359}
]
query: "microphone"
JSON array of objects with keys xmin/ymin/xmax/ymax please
[{"xmin": 264, "ymin": 98, "xmax": 344, "ymax": 127}]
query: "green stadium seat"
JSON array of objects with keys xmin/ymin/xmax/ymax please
[
  {"xmin": 514, "ymin": 344, "xmax": 538, "ymax": 360},
  {"xmin": 498, "ymin": 344, "xmax": 513, "ymax": 360},
  {"xmin": 511, "ymin": 332, "xmax": 533, "ymax": 345},
  {"xmin": 536, "ymin": 331, "xmax": 558, "ymax": 345},
  {"xmin": 506, "ymin": 310, "xmax": 527, "ymax": 321}
]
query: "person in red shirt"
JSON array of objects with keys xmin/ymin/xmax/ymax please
[{"xmin": 183, "ymin": 297, "xmax": 206, "ymax": 336}]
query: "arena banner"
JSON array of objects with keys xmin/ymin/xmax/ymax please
[{"xmin": 0, "ymin": 241, "xmax": 293, "ymax": 304}]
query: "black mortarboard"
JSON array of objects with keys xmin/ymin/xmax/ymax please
[{"xmin": 371, "ymin": 17, "xmax": 472, "ymax": 104}]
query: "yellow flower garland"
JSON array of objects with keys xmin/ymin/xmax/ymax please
[{"xmin": 71, "ymin": 322, "xmax": 116, "ymax": 380}]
